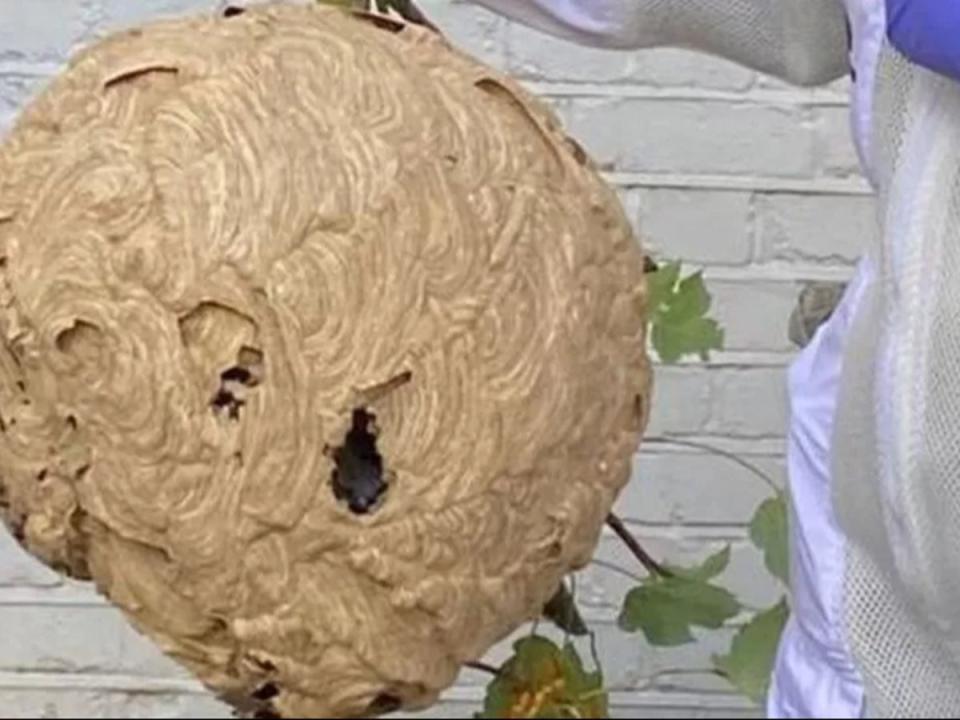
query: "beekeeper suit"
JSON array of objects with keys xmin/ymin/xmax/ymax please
[{"xmin": 464, "ymin": 0, "xmax": 960, "ymax": 717}]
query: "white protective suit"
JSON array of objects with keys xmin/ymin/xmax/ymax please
[{"xmin": 467, "ymin": 0, "xmax": 960, "ymax": 717}]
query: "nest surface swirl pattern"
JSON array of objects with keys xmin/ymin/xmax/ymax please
[{"xmin": 0, "ymin": 4, "xmax": 650, "ymax": 717}]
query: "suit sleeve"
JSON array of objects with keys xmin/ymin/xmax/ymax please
[{"xmin": 465, "ymin": 0, "xmax": 850, "ymax": 86}]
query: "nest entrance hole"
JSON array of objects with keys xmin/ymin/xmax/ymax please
[
  {"xmin": 329, "ymin": 408, "xmax": 388, "ymax": 516},
  {"xmin": 211, "ymin": 346, "xmax": 264, "ymax": 420}
]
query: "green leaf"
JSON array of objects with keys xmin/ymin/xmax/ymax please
[
  {"xmin": 667, "ymin": 271, "xmax": 712, "ymax": 319},
  {"xmin": 478, "ymin": 636, "xmax": 608, "ymax": 718},
  {"xmin": 668, "ymin": 546, "xmax": 731, "ymax": 582},
  {"xmin": 560, "ymin": 642, "xmax": 608, "ymax": 718},
  {"xmin": 542, "ymin": 582, "xmax": 589, "ymax": 637},
  {"xmin": 713, "ymin": 598, "xmax": 790, "ymax": 704},
  {"xmin": 618, "ymin": 550, "xmax": 740, "ymax": 647},
  {"xmin": 750, "ymin": 494, "xmax": 790, "ymax": 584},
  {"xmin": 645, "ymin": 260, "xmax": 681, "ymax": 314},
  {"xmin": 646, "ymin": 262, "xmax": 724, "ymax": 363}
]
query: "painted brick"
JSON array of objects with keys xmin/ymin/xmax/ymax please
[
  {"xmin": 646, "ymin": 366, "xmax": 712, "ymax": 437},
  {"xmin": 631, "ymin": 188, "xmax": 753, "ymax": 266},
  {"xmin": 708, "ymin": 368, "xmax": 790, "ymax": 438},
  {"xmin": 0, "ymin": 1, "xmax": 88, "ymax": 64},
  {"xmin": 755, "ymin": 192, "xmax": 876, "ymax": 264},
  {"xmin": 0, "ymin": 531, "xmax": 62, "ymax": 589},
  {"xmin": 708, "ymin": 279, "xmax": 799, "ymax": 353},
  {"xmin": 617, "ymin": 449, "xmax": 785, "ymax": 526},
  {"xmin": 553, "ymin": 97, "xmax": 815, "ymax": 177},
  {"xmin": 815, "ymin": 105, "xmax": 862, "ymax": 178}
]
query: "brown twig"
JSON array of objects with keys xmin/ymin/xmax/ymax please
[
  {"xmin": 466, "ymin": 661, "xmax": 500, "ymax": 677},
  {"xmin": 606, "ymin": 513, "xmax": 672, "ymax": 578}
]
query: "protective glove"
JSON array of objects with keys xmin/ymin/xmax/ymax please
[{"xmin": 886, "ymin": 0, "xmax": 960, "ymax": 82}]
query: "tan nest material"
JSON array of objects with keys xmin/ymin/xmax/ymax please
[{"xmin": 0, "ymin": 3, "xmax": 650, "ymax": 717}]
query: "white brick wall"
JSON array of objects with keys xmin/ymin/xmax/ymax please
[{"xmin": 0, "ymin": 1, "xmax": 871, "ymax": 717}]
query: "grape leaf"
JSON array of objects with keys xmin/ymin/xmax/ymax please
[
  {"xmin": 646, "ymin": 260, "xmax": 681, "ymax": 313},
  {"xmin": 618, "ymin": 548, "xmax": 740, "ymax": 646},
  {"xmin": 542, "ymin": 581, "xmax": 589, "ymax": 637},
  {"xmin": 713, "ymin": 598, "xmax": 790, "ymax": 704},
  {"xmin": 478, "ymin": 636, "xmax": 607, "ymax": 718},
  {"xmin": 750, "ymin": 494, "xmax": 789, "ymax": 584},
  {"xmin": 668, "ymin": 545, "xmax": 731, "ymax": 582},
  {"xmin": 646, "ymin": 261, "xmax": 724, "ymax": 363}
]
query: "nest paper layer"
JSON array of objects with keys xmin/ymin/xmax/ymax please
[{"xmin": 0, "ymin": 4, "xmax": 650, "ymax": 717}]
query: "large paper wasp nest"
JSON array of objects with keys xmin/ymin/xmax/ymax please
[{"xmin": 0, "ymin": 3, "xmax": 650, "ymax": 717}]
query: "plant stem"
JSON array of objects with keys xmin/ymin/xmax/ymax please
[
  {"xmin": 589, "ymin": 558, "xmax": 645, "ymax": 584},
  {"xmin": 644, "ymin": 436, "xmax": 781, "ymax": 495},
  {"xmin": 588, "ymin": 630, "xmax": 601, "ymax": 674},
  {"xmin": 607, "ymin": 668, "xmax": 723, "ymax": 693},
  {"xmin": 529, "ymin": 618, "xmax": 540, "ymax": 638},
  {"xmin": 466, "ymin": 661, "xmax": 499, "ymax": 677},
  {"xmin": 606, "ymin": 513, "xmax": 672, "ymax": 578},
  {"xmin": 563, "ymin": 575, "xmax": 576, "ymax": 646}
]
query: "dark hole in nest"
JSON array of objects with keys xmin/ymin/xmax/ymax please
[
  {"xmin": 330, "ymin": 408, "xmax": 388, "ymax": 516},
  {"xmin": 249, "ymin": 655, "xmax": 276, "ymax": 673},
  {"xmin": 223, "ymin": 5, "xmax": 245, "ymax": 17},
  {"xmin": 212, "ymin": 386, "xmax": 245, "ymax": 418},
  {"xmin": 564, "ymin": 136, "xmax": 588, "ymax": 166},
  {"xmin": 221, "ymin": 366, "xmax": 252, "ymax": 384},
  {"xmin": 252, "ymin": 683, "xmax": 279, "ymax": 702},
  {"xmin": 66, "ymin": 508, "xmax": 93, "ymax": 580},
  {"xmin": 252, "ymin": 709, "xmax": 281, "ymax": 720},
  {"xmin": 367, "ymin": 693, "xmax": 402, "ymax": 715},
  {"xmin": 10, "ymin": 514, "xmax": 25, "ymax": 542},
  {"xmin": 633, "ymin": 394, "xmax": 645, "ymax": 425},
  {"xmin": 211, "ymin": 351, "xmax": 262, "ymax": 420},
  {"xmin": 212, "ymin": 388, "xmax": 245, "ymax": 420}
]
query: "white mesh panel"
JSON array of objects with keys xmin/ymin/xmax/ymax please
[{"xmin": 834, "ymin": 46, "xmax": 960, "ymax": 717}]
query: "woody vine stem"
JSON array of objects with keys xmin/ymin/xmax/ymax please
[{"xmin": 606, "ymin": 513, "xmax": 671, "ymax": 578}]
